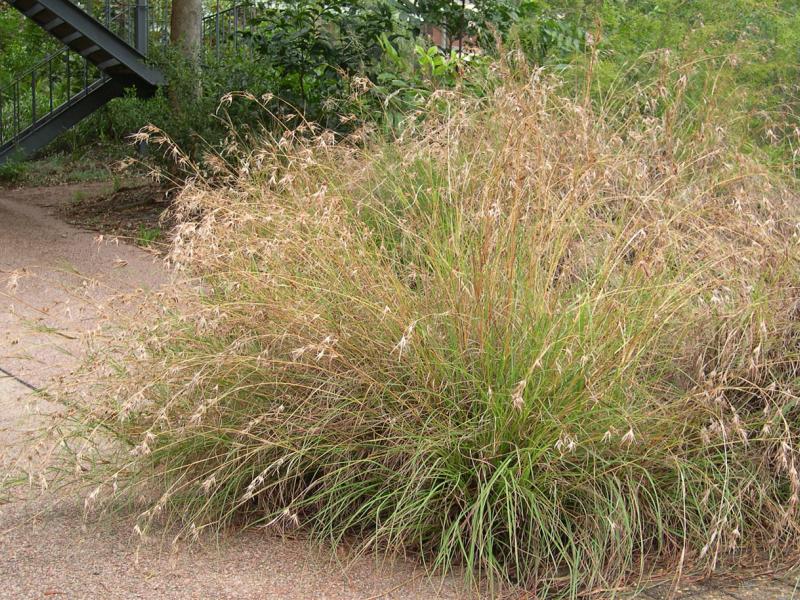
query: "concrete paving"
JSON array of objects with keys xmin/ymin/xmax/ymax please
[
  {"xmin": 0, "ymin": 374, "xmax": 35, "ymax": 462},
  {"xmin": 0, "ymin": 182, "xmax": 164, "ymax": 389}
]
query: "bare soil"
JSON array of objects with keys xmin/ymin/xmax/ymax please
[{"xmin": 58, "ymin": 182, "xmax": 173, "ymax": 252}]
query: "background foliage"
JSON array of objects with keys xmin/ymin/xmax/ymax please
[
  {"xmin": 0, "ymin": 5, "xmax": 54, "ymax": 89},
  {"xmin": 2, "ymin": 0, "xmax": 800, "ymax": 169}
]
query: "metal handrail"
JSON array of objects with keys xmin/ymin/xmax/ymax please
[
  {"xmin": 6, "ymin": 0, "xmax": 257, "ymax": 90},
  {"xmin": 0, "ymin": 51, "xmax": 105, "ymax": 146},
  {"xmin": 0, "ymin": 0, "xmax": 148, "ymax": 146}
]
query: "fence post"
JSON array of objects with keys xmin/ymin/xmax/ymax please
[{"xmin": 135, "ymin": 0, "xmax": 148, "ymax": 55}]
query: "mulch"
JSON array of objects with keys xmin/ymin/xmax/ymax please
[{"xmin": 59, "ymin": 182, "xmax": 175, "ymax": 253}]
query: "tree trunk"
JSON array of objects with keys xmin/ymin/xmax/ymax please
[{"xmin": 169, "ymin": 0, "xmax": 203, "ymax": 108}]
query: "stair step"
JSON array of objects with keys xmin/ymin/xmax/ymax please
[
  {"xmin": 60, "ymin": 31, "xmax": 83, "ymax": 44},
  {"xmin": 13, "ymin": 0, "xmax": 38, "ymax": 10},
  {"xmin": 79, "ymin": 44, "xmax": 100, "ymax": 57},
  {"xmin": 96, "ymin": 58, "xmax": 120, "ymax": 70},
  {"xmin": 30, "ymin": 10, "xmax": 57, "ymax": 27},
  {"xmin": 23, "ymin": 4, "xmax": 45, "ymax": 17},
  {"xmin": 44, "ymin": 17, "xmax": 66, "ymax": 31}
]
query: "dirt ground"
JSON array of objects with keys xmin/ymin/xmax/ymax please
[
  {"xmin": 58, "ymin": 182, "xmax": 172, "ymax": 252},
  {"xmin": 1, "ymin": 183, "xmax": 799, "ymax": 599}
]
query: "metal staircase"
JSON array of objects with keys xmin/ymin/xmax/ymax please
[
  {"xmin": 11, "ymin": 0, "xmax": 163, "ymax": 84},
  {"xmin": 0, "ymin": 0, "xmax": 164, "ymax": 163},
  {"xmin": 0, "ymin": 0, "xmax": 261, "ymax": 164}
]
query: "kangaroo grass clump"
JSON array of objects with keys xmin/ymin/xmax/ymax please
[{"xmin": 51, "ymin": 65, "xmax": 800, "ymax": 596}]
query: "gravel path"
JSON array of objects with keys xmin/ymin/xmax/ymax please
[{"xmin": 0, "ymin": 183, "xmax": 798, "ymax": 599}]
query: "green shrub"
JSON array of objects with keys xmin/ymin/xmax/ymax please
[
  {"xmin": 41, "ymin": 1, "xmax": 500, "ymax": 164},
  {"xmin": 0, "ymin": 6, "xmax": 54, "ymax": 88},
  {"xmin": 0, "ymin": 156, "xmax": 28, "ymax": 184}
]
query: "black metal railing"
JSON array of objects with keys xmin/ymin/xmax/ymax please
[{"xmin": 202, "ymin": 2, "xmax": 260, "ymax": 59}]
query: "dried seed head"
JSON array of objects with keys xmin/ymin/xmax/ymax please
[
  {"xmin": 393, "ymin": 321, "xmax": 416, "ymax": 358},
  {"xmin": 555, "ymin": 432, "xmax": 577, "ymax": 455},
  {"xmin": 621, "ymin": 428, "xmax": 636, "ymax": 447},
  {"xmin": 511, "ymin": 379, "xmax": 526, "ymax": 411}
]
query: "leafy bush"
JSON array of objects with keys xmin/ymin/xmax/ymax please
[
  {"xmin": 0, "ymin": 155, "xmax": 28, "ymax": 184},
  {"xmin": 47, "ymin": 62, "xmax": 800, "ymax": 596},
  {"xmin": 62, "ymin": 2, "xmax": 468, "ymax": 164},
  {"xmin": 0, "ymin": 6, "xmax": 54, "ymax": 88},
  {"xmin": 244, "ymin": 0, "xmax": 396, "ymax": 121}
]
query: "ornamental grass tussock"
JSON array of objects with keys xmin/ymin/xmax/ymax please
[{"xmin": 30, "ymin": 60, "xmax": 800, "ymax": 596}]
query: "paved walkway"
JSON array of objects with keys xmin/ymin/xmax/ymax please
[{"xmin": 0, "ymin": 183, "xmax": 798, "ymax": 599}]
